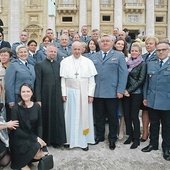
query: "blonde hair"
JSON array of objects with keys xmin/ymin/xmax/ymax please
[
  {"xmin": 131, "ymin": 42, "xmax": 142, "ymax": 53},
  {"xmin": 145, "ymin": 36, "xmax": 159, "ymax": 45}
]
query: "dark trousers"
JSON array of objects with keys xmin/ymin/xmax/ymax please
[
  {"xmin": 122, "ymin": 93, "xmax": 143, "ymax": 139},
  {"xmin": 94, "ymin": 98, "xmax": 119, "ymax": 142},
  {"xmin": 148, "ymin": 108, "xmax": 170, "ymax": 150}
]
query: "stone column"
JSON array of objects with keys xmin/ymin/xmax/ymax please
[
  {"xmin": 168, "ymin": 0, "xmax": 170, "ymax": 41},
  {"xmin": 8, "ymin": 0, "xmax": 20, "ymax": 44},
  {"xmin": 91, "ymin": 0, "xmax": 100, "ymax": 30},
  {"xmin": 47, "ymin": 0, "xmax": 56, "ymax": 37},
  {"xmin": 146, "ymin": 0, "xmax": 155, "ymax": 36},
  {"xmin": 114, "ymin": 0, "xmax": 122, "ymax": 30},
  {"xmin": 79, "ymin": 0, "xmax": 87, "ymax": 34}
]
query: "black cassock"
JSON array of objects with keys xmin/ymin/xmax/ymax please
[{"xmin": 35, "ymin": 58, "xmax": 66, "ymax": 146}]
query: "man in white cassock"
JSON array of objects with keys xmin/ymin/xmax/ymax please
[{"xmin": 60, "ymin": 41, "xmax": 97, "ymax": 151}]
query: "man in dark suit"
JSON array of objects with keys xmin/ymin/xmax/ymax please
[
  {"xmin": 0, "ymin": 32, "xmax": 11, "ymax": 49},
  {"xmin": 90, "ymin": 34, "xmax": 128, "ymax": 150},
  {"xmin": 141, "ymin": 41, "xmax": 170, "ymax": 161},
  {"xmin": 140, "ymin": 36, "xmax": 159, "ymax": 142}
]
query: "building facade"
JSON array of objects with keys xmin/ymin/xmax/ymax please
[{"xmin": 0, "ymin": 0, "xmax": 169, "ymax": 44}]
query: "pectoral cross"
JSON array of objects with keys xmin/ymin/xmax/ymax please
[{"xmin": 74, "ymin": 72, "xmax": 79, "ymax": 78}]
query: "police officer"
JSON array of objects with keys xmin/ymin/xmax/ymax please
[{"xmin": 141, "ymin": 41, "xmax": 170, "ymax": 161}]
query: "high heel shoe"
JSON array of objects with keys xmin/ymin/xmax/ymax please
[
  {"xmin": 124, "ymin": 136, "xmax": 133, "ymax": 144},
  {"xmin": 130, "ymin": 139, "xmax": 140, "ymax": 149},
  {"xmin": 140, "ymin": 136, "xmax": 148, "ymax": 142}
]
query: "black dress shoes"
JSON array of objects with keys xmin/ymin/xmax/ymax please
[
  {"xmin": 124, "ymin": 136, "xmax": 133, "ymax": 144},
  {"xmin": 82, "ymin": 146, "xmax": 89, "ymax": 151},
  {"xmin": 109, "ymin": 141, "xmax": 116, "ymax": 150},
  {"xmin": 141, "ymin": 144, "xmax": 158, "ymax": 152},
  {"xmin": 93, "ymin": 138, "xmax": 104, "ymax": 145},
  {"xmin": 130, "ymin": 140, "xmax": 140, "ymax": 149},
  {"xmin": 163, "ymin": 150, "xmax": 170, "ymax": 161}
]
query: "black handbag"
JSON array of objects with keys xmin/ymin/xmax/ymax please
[{"xmin": 38, "ymin": 154, "xmax": 54, "ymax": 170}]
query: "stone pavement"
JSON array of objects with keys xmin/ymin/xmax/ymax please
[{"xmin": 4, "ymin": 131, "xmax": 170, "ymax": 170}]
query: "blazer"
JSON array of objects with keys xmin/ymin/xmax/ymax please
[
  {"xmin": 57, "ymin": 44, "xmax": 72, "ymax": 62},
  {"xmin": 83, "ymin": 52, "xmax": 95, "ymax": 58},
  {"xmin": 90, "ymin": 49, "xmax": 128, "ymax": 98},
  {"xmin": 27, "ymin": 53, "xmax": 37, "ymax": 66},
  {"xmin": 35, "ymin": 49, "xmax": 47, "ymax": 63},
  {"xmin": 0, "ymin": 40, "xmax": 11, "ymax": 49},
  {"xmin": 80, "ymin": 35, "xmax": 91, "ymax": 44},
  {"xmin": 142, "ymin": 50, "xmax": 158, "ymax": 63},
  {"xmin": 5, "ymin": 59, "xmax": 35, "ymax": 103},
  {"xmin": 144, "ymin": 57, "xmax": 170, "ymax": 110}
]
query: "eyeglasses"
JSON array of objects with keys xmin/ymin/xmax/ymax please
[
  {"xmin": 0, "ymin": 54, "xmax": 10, "ymax": 58},
  {"xmin": 156, "ymin": 48, "xmax": 169, "ymax": 53}
]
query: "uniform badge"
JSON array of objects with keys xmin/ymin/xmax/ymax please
[{"xmin": 111, "ymin": 58, "xmax": 117, "ymax": 61}]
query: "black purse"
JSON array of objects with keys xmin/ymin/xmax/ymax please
[{"xmin": 38, "ymin": 154, "xmax": 54, "ymax": 170}]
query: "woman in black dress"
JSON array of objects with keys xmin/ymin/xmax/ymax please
[{"xmin": 10, "ymin": 83, "xmax": 47, "ymax": 170}]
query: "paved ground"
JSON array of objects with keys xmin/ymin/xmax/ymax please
[
  {"xmin": 4, "ymin": 134, "xmax": 170, "ymax": 170},
  {"xmin": 4, "ymin": 114, "xmax": 170, "ymax": 170}
]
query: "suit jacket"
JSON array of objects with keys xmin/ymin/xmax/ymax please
[
  {"xmin": 80, "ymin": 35, "xmax": 91, "ymax": 44},
  {"xmin": 0, "ymin": 40, "xmax": 11, "ymax": 49},
  {"xmin": 90, "ymin": 49, "xmax": 128, "ymax": 98},
  {"xmin": 144, "ymin": 58, "xmax": 170, "ymax": 110},
  {"xmin": 83, "ymin": 52, "xmax": 95, "ymax": 58},
  {"xmin": 35, "ymin": 49, "xmax": 47, "ymax": 63},
  {"xmin": 27, "ymin": 53, "xmax": 37, "ymax": 66},
  {"xmin": 57, "ymin": 44, "xmax": 72, "ymax": 62},
  {"xmin": 142, "ymin": 50, "xmax": 158, "ymax": 63},
  {"xmin": 5, "ymin": 59, "xmax": 35, "ymax": 103}
]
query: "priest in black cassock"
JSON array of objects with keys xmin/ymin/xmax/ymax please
[{"xmin": 34, "ymin": 44, "xmax": 66, "ymax": 148}]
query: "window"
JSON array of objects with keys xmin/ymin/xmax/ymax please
[
  {"xmin": 101, "ymin": 0, "xmax": 110, "ymax": 4},
  {"xmin": 156, "ymin": 17, "xmax": 163, "ymax": 22},
  {"xmin": 155, "ymin": 0, "xmax": 163, "ymax": 5},
  {"xmin": 62, "ymin": 0, "xmax": 73, "ymax": 4},
  {"xmin": 102, "ymin": 16, "xmax": 111, "ymax": 21},
  {"xmin": 127, "ymin": 0, "xmax": 138, "ymax": 2},
  {"xmin": 62, "ymin": 17, "xmax": 72, "ymax": 22}
]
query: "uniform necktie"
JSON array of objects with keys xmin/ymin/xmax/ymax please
[
  {"xmin": 84, "ymin": 36, "xmax": 86, "ymax": 41},
  {"xmin": 25, "ymin": 62, "xmax": 28, "ymax": 67},
  {"xmin": 103, "ymin": 52, "xmax": 107, "ymax": 60},
  {"xmin": 159, "ymin": 60, "xmax": 163, "ymax": 68}
]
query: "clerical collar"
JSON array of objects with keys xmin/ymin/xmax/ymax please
[{"xmin": 46, "ymin": 58, "xmax": 54, "ymax": 62}]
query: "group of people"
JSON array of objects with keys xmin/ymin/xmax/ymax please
[{"xmin": 0, "ymin": 25, "xmax": 170, "ymax": 169}]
